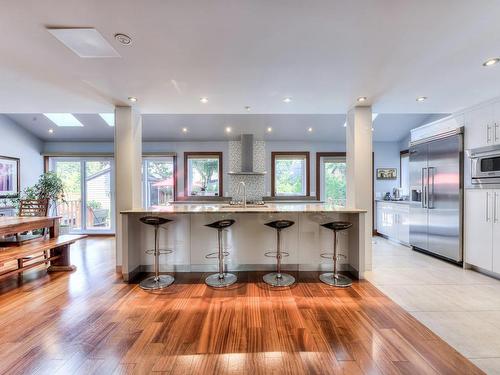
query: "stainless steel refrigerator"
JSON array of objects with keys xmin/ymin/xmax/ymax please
[{"xmin": 409, "ymin": 128, "xmax": 463, "ymax": 263}]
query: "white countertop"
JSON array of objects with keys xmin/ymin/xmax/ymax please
[{"xmin": 121, "ymin": 203, "xmax": 367, "ymax": 214}]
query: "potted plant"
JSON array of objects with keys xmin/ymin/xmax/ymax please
[{"xmin": 13, "ymin": 172, "xmax": 66, "ymax": 214}]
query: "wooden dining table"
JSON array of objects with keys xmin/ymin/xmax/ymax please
[{"xmin": 0, "ymin": 216, "xmax": 61, "ymax": 238}]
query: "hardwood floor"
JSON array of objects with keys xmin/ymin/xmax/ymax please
[{"xmin": 0, "ymin": 237, "xmax": 483, "ymax": 374}]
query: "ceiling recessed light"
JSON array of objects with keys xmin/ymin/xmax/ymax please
[
  {"xmin": 99, "ymin": 113, "xmax": 114, "ymax": 126},
  {"xmin": 416, "ymin": 96, "xmax": 427, "ymax": 102},
  {"xmin": 225, "ymin": 126, "xmax": 232, "ymax": 133},
  {"xmin": 47, "ymin": 28, "xmax": 120, "ymax": 58},
  {"xmin": 128, "ymin": 96, "xmax": 137, "ymax": 102},
  {"xmin": 357, "ymin": 96, "xmax": 367, "ymax": 102},
  {"xmin": 483, "ymin": 58, "xmax": 500, "ymax": 67},
  {"xmin": 114, "ymin": 33, "xmax": 132, "ymax": 46},
  {"xmin": 307, "ymin": 127, "xmax": 313, "ymax": 132},
  {"xmin": 200, "ymin": 97, "xmax": 209, "ymax": 104},
  {"xmin": 48, "ymin": 128, "xmax": 54, "ymax": 134},
  {"xmin": 244, "ymin": 106, "xmax": 251, "ymax": 112},
  {"xmin": 283, "ymin": 97, "xmax": 292, "ymax": 103},
  {"xmin": 182, "ymin": 127, "xmax": 188, "ymax": 133},
  {"xmin": 267, "ymin": 127, "xmax": 272, "ymax": 132},
  {"xmin": 44, "ymin": 113, "xmax": 83, "ymax": 127}
]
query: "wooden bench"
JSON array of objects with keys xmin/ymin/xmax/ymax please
[{"xmin": 0, "ymin": 234, "xmax": 87, "ymax": 280}]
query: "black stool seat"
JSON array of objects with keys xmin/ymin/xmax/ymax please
[
  {"xmin": 321, "ymin": 221, "xmax": 352, "ymax": 231},
  {"xmin": 265, "ymin": 220, "xmax": 295, "ymax": 230},
  {"xmin": 205, "ymin": 219, "xmax": 235, "ymax": 230},
  {"xmin": 140, "ymin": 216, "xmax": 173, "ymax": 226}
]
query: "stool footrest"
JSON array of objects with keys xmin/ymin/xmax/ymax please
[
  {"xmin": 320, "ymin": 252, "xmax": 346, "ymax": 260},
  {"xmin": 264, "ymin": 251, "xmax": 290, "ymax": 258},
  {"xmin": 145, "ymin": 249, "xmax": 173, "ymax": 255},
  {"xmin": 205, "ymin": 251, "xmax": 230, "ymax": 259}
]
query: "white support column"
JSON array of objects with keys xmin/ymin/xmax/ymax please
[
  {"xmin": 346, "ymin": 106, "xmax": 373, "ymax": 270},
  {"xmin": 114, "ymin": 106, "xmax": 142, "ymax": 272}
]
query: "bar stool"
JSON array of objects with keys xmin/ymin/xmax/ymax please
[
  {"xmin": 320, "ymin": 221, "xmax": 353, "ymax": 287},
  {"xmin": 139, "ymin": 216, "xmax": 174, "ymax": 290},
  {"xmin": 263, "ymin": 220, "xmax": 295, "ymax": 287},
  {"xmin": 204, "ymin": 219, "xmax": 237, "ymax": 288}
]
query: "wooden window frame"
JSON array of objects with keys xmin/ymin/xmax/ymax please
[
  {"xmin": 315, "ymin": 152, "xmax": 346, "ymax": 201},
  {"xmin": 183, "ymin": 152, "xmax": 223, "ymax": 198},
  {"xmin": 271, "ymin": 151, "xmax": 310, "ymax": 197}
]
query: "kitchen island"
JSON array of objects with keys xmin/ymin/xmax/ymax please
[{"xmin": 119, "ymin": 203, "xmax": 367, "ymax": 282}]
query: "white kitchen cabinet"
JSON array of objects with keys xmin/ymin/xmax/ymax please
[
  {"xmin": 396, "ymin": 205, "xmax": 410, "ymax": 244},
  {"xmin": 464, "ymin": 105, "xmax": 495, "ymax": 150},
  {"xmin": 494, "ymin": 101, "xmax": 500, "ymax": 145},
  {"xmin": 465, "ymin": 189, "xmax": 498, "ymax": 271},
  {"xmin": 376, "ymin": 201, "xmax": 409, "ymax": 245}
]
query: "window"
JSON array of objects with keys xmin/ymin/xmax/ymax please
[
  {"xmin": 272, "ymin": 152, "xmax": 310, "ymax": 196},
  {"xmin": 316, "ymin": 152, "xmax": 346, "ymax": 206},
  {"xmin": 49, "ymin": 157, "xmax": 114, "ymax": 234},
  {"xmin": 400, "ymin": 150, "xmax": 410, "ymax": 197},
  {"xmin": 184, "ymin": 152, "xmax": 222, "ymax": 197},
  {"xmin": 142, "ymin": 156, "xmax": 176, "ymax": 207}
]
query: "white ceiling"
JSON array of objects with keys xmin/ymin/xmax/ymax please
[
  {"xmin": 6, "ymin": 113, "xmax": 447, "ymax": 142},
  {"xmin": 1, "ymin": 1, "xmax": 500, "ymax": 114}
]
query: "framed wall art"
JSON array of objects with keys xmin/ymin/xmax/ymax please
[
  {"xmin": 376, "ymin": 168, "xmax": 397, "ymax": 180},
  {"xmin": 0, "ymin": 155, "xmax": 20, "ymax": 197}
]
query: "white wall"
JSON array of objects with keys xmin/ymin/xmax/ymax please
[{"xmin": 0, "ymin": 114, "xmax": 43, "ymax": 191}]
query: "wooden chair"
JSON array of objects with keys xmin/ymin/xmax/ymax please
[{"xmin": 19, "ymin": 199, "xmax": 49, "ymax": 217}]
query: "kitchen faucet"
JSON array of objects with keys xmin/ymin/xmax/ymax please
[{"xmin": 237, "ymin": 181, "xmax": 247, "ymax": 208}]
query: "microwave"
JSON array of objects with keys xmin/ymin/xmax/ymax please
[{"xmin": 470, "ymin": 145, "xmax": 500, "ymax": 184}]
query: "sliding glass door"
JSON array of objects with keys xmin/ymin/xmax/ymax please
[{"xmin": 50, "ymin": 157, "xmax": 115, "ymax": 234}]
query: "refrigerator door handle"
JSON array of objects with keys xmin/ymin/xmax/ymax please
[
  {"xmin": 421, "ymin": 168, "xmax": 427, "ymax": 208},
  {"xmin": 428, "ymin": 167, "xmax": 435, "ymax": 209}
]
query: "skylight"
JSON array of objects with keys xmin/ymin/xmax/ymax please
[
  {"xmin": 99, "ymin": 113, "xmax": 115, "ymax": 127},
  {"xmin": 44, "ymin": 113, "xmax": 83, "ymax": 127}
]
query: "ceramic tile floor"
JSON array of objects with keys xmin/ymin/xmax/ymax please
[{"xmin": 365, "ymin": 237, "xmax": 500, "ymax": 375}]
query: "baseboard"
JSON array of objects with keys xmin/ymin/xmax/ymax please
[{"xmin": 138, "ymin": 263, "xmax": 353, "ymax": 273}]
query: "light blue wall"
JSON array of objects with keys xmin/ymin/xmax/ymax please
[
  {"xmin": 44, "ymin": 140, "xmax": 406, "ymax": 200},
  {"xmin": 0, "ymin": 114, "xmax": 43, "ymax": 192},
  {"xmin": 44, "ymin": 141, "xmax": 229, "ymax": 197},
  {"xmin": 264, "ymin": 141, "xmax": 346, "ymax": 197},
  {"xmin": 373, "ymin": 142, "xmax": 401, "ymax": 198}
]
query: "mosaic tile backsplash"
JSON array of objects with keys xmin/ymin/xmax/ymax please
[{"xmin": 228, "ymin": 140, "xmax": 266, "ymax": 201}]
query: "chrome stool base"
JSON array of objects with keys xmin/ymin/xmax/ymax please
[
  {"xmin": 263, "ymin": 272, "xmax": 295, "ymax": 287},
  {"xmin": 319, "ymin": 272, "xmax": 352, "ymax": 287},
  {"xmin": 205, "ymin": 273, "xmax": 237, "ymax": 288},
  {"xmin": 140, "ymin": 274, "xmax": 175, "ymax": 290}
]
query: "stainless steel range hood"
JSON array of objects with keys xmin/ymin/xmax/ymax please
[{"xmin": 228, "ymin": 134, "xmax": 266, "ymax": 175}]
